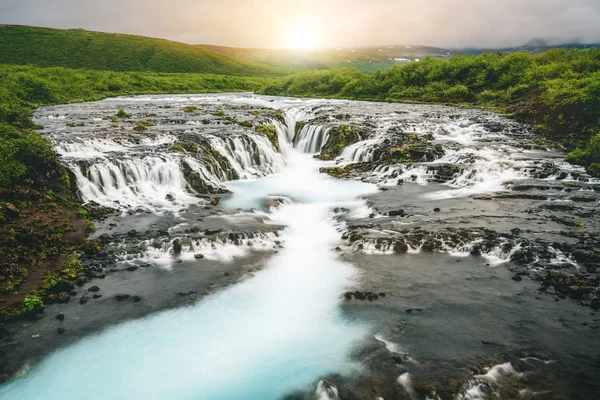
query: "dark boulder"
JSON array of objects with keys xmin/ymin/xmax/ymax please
[
  {"xmin": 393, "ymin": 241, "xmax": 408, "ymax": 253},
  {"xmin": 115, "ymin": 294, "xmax": 131, "ymax": 301},
  {"xmin": 88, "ymin": 286, "xmax": 100, "ymax": 292},
  {"xmin": 172, "ymin": 239, "xmax": 182, "ymax": 254},
  {"xmin": 388, "ymin": 209, "xmax": 406, "ymax": 217},
  {"xmin": 56, "ymin": 312, "xmax": 65, "ymax": 321},
  {"xmin": 194, "ymin": 253, "xmax": 205, "ymax": 259},
  {"xmin": 79, "ymin": 295, "xmax": 89, "ymax": 305}
]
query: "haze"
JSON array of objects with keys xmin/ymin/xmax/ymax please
[{"xmin": 1, "ymin": 0, "xmax": 600, "ymax": 49}]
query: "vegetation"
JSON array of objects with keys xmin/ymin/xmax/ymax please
[
  {"xmin": 255, "ymin": 124, "xmax": 279, "ymax": 150},
  {"xmin": 0, "ymin": 25, "xmax": 283, "ymax": 76},
  {"xmin": 260, "ymin": 49, "xmax": 600, "ymax": 175}
]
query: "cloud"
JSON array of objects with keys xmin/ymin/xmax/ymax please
[{"xmin": 1, "ymin": 0, "xmax": 599, "ymax": 48}]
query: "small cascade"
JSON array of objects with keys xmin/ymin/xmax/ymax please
[
  {"xmin": 339, "ymin": 139, "xmax": 378, "ymax": 162},
  {"xmin": 207, "ymin": 134, "xmax": 285, "ymax": 179},
  {"xmin": 72, "ymin": 155, "xmax": 199, "ymax": 212},
  {"xmin": 294, "ymin": 125, "xmax": 330, "ymax": 153}
]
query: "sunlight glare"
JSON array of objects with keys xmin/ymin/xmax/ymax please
[{"xmin": 287, "ymin": 24, "xmax": 316, "ymax": 51}]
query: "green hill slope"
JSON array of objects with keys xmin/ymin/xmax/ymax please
[
  {"xmin": 198, "ymin": 44, "xmax": 452, "ymax": 73},
  {"xmin": 0, "ymin": 25, "xmax": 282, "ymax": 76}
]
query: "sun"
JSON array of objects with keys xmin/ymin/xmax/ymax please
[{"xmin": 286, "ymin": 24, "xmax": 316, "ymax": 51}]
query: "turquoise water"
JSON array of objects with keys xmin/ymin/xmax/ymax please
[{"xmin": 0, "ymin": 150, "xmax": 377, "ymax": 400}]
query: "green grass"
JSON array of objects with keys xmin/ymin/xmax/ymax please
[
  {"xmin": 259, "ymin": 49, "xmax": 600, "ymax": 175},
  {"xmin": 0, "ymin": 25, "xmax": 283, "ymax": 76}
]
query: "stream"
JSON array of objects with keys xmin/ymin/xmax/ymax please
[{"xmin": 0, "ymin": 94, "xmax": 599, "ymax": 399}]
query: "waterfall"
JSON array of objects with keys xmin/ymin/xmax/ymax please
[
  {"xmin": 72, "ymin": 155, "xmax": 199, "ymax": 212},
  {"xmin": 207, "ymin": 134, "xmax": 285, "ymax": 179},
  {"xmin": 55, "ymin": 130, "xmax": 286, "ymax": 212},
  {"xmin": 294, "ymin": 125, "xmax": 330, "ymax": 154},
  {"xmin": 339, "ymin": 139, "xmax": 378, "ymax": 162}
]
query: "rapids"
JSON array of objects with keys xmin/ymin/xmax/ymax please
[{"xmin": 1, "ymin": 94, "xmax": 599, "ymax": 399}]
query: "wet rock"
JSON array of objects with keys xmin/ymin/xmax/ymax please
[
  {"xmin": 57, "ymin": 327, "xmax": 66, "ymax": 334},
  {"xmin": 133, "ymin": 296, "xmax": 142, "ymax": 302},
  {"xmin": 194, "ymin": 253, "xmax": 205, "ymax": 259},
  {"xmin": 93, "ymin": 294, "xmax": 102, "ymax": 299},
  {"xmin": 393, "ymin": 241, "xmax": 408, "ymax": 253},
  {"xmin": 172, "ymin": 239, "xmax": 182, "ymax": 254},
  {"xmin": 126, "ymin": 266, "xmax": 138, "ymax": 271},
  {"xmin": 127, "ymin": 229, "xmax": 137, "ymax": 237},
  {"xmin": 433, "ymin": 207, "xmax": 441, "ymax": 212},
  {"xmin": 165, "ymin": 194, "xmax": 174, "ymax": 201},
  {"xmin": 57, "ymin": 292, "xmax": 70, "ymax": 303},
  {"xmin": 421, "ymin": 241, "xmax": 435, "ymax": 252},
  {"xmin": 211, "ymin": 197, "xmax": 221, "ymax": 206},
  {"xmin": 204, "ymin": 229, "xmax": 222, "ymax": 235},
  {"xmin": 344, "ymin": 292, "xmax": 353, "ymax": 300},
  {"xmin": 391, "ymin": 352, "xmax": 407, "ymax": 364},
  {"xmin": 115, "ymin": 294, "xmax": 131, "ymax": 301},
  {"xmin": 88, "ymin": 286, "xmax": 100, "ymax": 292},
  {"xmin": 354, "ymin": 291, "xmax": 367, "ymax": 300},
  {"xmin": 367, "ymin": 293, "xmax": 379, "ymax": 301},
  {"xmin": 76, "ymin": 276, "xmax": 87, "ymax": 286},
  {"xmin": 56, "ymin": 312, "xmax": 65, "ymax": 321},
  {"xmin": 79, "ymin": 295, "xmax": 89, "ymax": 305},
  {"xmin": 388, "ymin": 209, "xmax": 406, "ymax": 217},
  {"xmin": 512, "ymin": 275, "xmax": 523, "ymax": 281}
]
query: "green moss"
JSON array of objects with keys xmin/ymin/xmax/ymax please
[
  {"xmin": 171, "ymin": 142, "xmax": 198, "ymax": 153},
  {"xmin": 238, "ymin": 120, "xmax": 253, "ymax": 128},
  {"xmin": 116, "ymin": 109, "xmax": 130, "ymax": 119},
  {"xmin": 181, "ymin": 106, "xmax": 198, "ymax": 113},
  {"xmin": 319, "ymin": 124, "xmax": 356, "ymax": 160},
  {"xmin": 66, "ymin": 121, "xmax": 85, "ymax": 127},
  {"xmin": 320, "ymin": 164, "xmax": 356, "ymax": 177},
  {"xmin": 255, "ymin": 124, "xmax": 279, "ymax": 151},
  {"xmin": 133, "ymin": 122, "xmax": 147, "ymax": 131}
]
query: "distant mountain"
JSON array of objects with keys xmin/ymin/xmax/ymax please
[
  {"xmin": 197, "ymin": 44, "xmax": 457, "ymax": 73},
  {"xmin": 0, "ymin": 25, "xmax": 283, "ymax": 76}
]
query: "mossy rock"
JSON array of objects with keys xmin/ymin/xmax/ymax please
[{"xmin": 255, "ymin": 124, "xmax": 279, "ymax": 151}]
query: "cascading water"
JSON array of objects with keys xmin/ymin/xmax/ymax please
[
  {"xmin": 0, "ymin": 109, "xmax": 378, "ymax": 400},
  {"xmin": 53, "ymin": 126, "xmax": 286, "ymax": 212},
  {"xmin": 294, "ymin": 125, "xmax": 330, "ymax": 153}
]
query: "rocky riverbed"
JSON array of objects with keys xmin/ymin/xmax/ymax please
[{"xmin": 0, "ymin": 94, "xmax": 598, "ymax": 399}]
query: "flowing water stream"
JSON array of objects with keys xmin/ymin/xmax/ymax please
[{"xmin": 1, "ymin": 94, "xmax": 599, "ymax": 399}]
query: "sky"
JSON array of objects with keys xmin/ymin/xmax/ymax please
[{"xmin": 1, "ymin": 0, "xmax": 600, "ymax": 49}]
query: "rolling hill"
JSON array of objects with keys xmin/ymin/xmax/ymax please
[
  {"xmin": 0, "ymin": 25, "xmax": 282, "ymax": 76},
  {"xmin": 198, "ymin": 44, "xmax": 455, "ymax": 73}
]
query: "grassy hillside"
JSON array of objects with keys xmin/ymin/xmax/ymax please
[
  {"xmin": 0, "ymin": 25, "xmax": 282, "ymax": 76},
  {"xmin": 198, "ymin": 44, "xmax": 452, "ymax": 73},
  {"xmin": 259, "ymin": 49, "xmax": 600, "ymax": 175}
]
